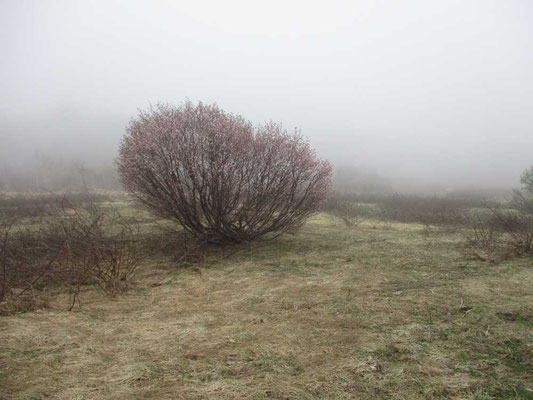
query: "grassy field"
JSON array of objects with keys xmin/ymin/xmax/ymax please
[{"xmin": 1, "ymin": 211, "xmax": 532, "ymax": 399}]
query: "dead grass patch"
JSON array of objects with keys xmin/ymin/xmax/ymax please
[{"xmin": 0, "ymin": 214, "xmax": 532, "ymax": 399}]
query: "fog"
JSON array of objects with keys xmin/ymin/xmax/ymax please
[{"xmin": 1, "ymin": 0, "xmax": 532, "ymax": 192}]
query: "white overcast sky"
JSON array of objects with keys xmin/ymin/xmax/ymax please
[{"xmin": 1, "ymin": 0, "xmax": 532, "ymax": 188}]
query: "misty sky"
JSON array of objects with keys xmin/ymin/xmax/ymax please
[{"xmin": 1, "ymin": 0, "xmax": 532, "ymax": 189}]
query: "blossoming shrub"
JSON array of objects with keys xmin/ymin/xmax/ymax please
[{"xmin": 118, "ymin": 101, "xmax": 332, "ymax": 243}]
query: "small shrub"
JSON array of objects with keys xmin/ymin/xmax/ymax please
[
  {"xmin": 0, "ymin": 211, "xmax": 19, "ymax": 303},
  {"xmin": 378, "ymin": 195, "xmax": 466, "ymax": 231},
  {"xmin": 0, "ymin": 194, "xmax": 146, "ymax": 313},
  {"xmin": 463, "ymin": 206, "xmax": 533, "ymax": 259},
  {"xmin": 463, "ymin": 215, "xmax": 501, "ymax": 258},
  {"xmin": 0, "ymin": 208, "xmax": 61, "ymax": 314},
  {"xmin": 322, "ymin": 193, "xmax": 370, "ymax": 226},
  {"xmin": 0, "ymin": 192, "xmax": 108, "ymax": 219},
  {"xmin": 465, "ymin": 167, "xmax": 533, "ymax": 258},
  {"xmin": 91, "ymin": 211, "xmax": 146, "ymax": 295},
  {"xmin": 485, "ymin": 206, "xmax": 533, "ymax": 255},
  {"xmin": 41, "ymin": 199, "xmax": 146, "ymax": 308}
]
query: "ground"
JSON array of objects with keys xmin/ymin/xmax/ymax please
[{"xmin": 1, "ymin": 214, "xmax": 532, "ymax": 399}]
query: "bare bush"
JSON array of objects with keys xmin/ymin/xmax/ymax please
[
  {"xmin": 0, "ymin": 211, "xmax": 18, "ymax": 303},
  {"xmin": 118, "ymin": 101, "xmax": 332, "ymax": 244},
  {"xmin": 322, "ymin": 193, "xmax": 370, "ymax": 226},
  {"xmin": 378, "ymin": 194, "xmax": 467, "ymax": 231},
  {"xmin": 40, "ymin": 199, "xmax": 146, "ymax": 308},
  {"xmin": 0, "ymin": 194, "xmax": 146, "ymax": 313},
  {"xmin": 91, "ymin": 212, "xmax": 146, "ymax": 295},
  {"xmin": 463, "ymin": 207, "xmax": 533, "ymax": 260},
  {"xmin": 463, "ymin": 215, "xmax": 501, "ymax": 260},
  {"xmin": 0, "ymin": 208, "xmax": 62, "ymax": 313},
  {"xmin": 0, "ymin": 192, "xmax": 108, "ymax": 219},
  {"xmin": 465, "ymin": 166, "xmax": 533, "ymax": 258},
  {"xmin": 485, "ymin": 206, "xmax": 533, "ymax": 255}
]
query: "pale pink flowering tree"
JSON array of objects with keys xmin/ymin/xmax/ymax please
[{"xmin": 118, "ymin": 101, "xmax": 332, "ymax": 243}]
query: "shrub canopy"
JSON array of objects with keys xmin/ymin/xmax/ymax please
[{"xmin": 118, "ymin": 101, "xmax": 332, "ymax": 243}]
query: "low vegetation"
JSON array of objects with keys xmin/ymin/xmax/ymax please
[
  {"xmin": 1, "ymin": 189, "xmax": 531, "ymax": 399},
  {"xmin": 0, "ymin": 193, "xmax": 146, "ymax": 314}
]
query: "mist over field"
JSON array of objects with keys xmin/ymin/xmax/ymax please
[
  {"xmin": 1, "ymin": 0, "xmax": 532, "ymax": 192},
  {"xmin": 3, "ymin": 3, "xmax": 533, "ymax": 398}
]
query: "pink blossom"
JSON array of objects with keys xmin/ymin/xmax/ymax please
[{"xmin": 117, "ymin": 101, "xmax": 332, "ymax": 243}]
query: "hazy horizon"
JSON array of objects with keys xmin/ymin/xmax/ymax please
[{"xmin": 1, "ymin": 0, "xmax": 532, "ymax": 191}]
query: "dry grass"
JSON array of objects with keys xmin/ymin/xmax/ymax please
[{"xmin": 1, "ymin": 214, "xmax": 532, "ymax": 399}]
